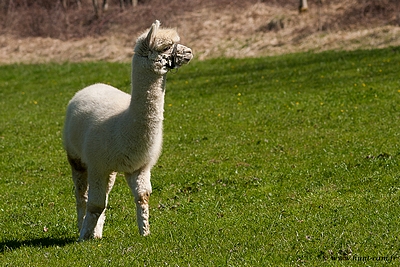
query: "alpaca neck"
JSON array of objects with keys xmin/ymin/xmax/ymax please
[
  {"xmin": 129, "ymin": 57, "xmax": 166, "ymax": 125},
  {"xmin": 114, "ymin": 57, "xmax": 167, "ymax": 171}
]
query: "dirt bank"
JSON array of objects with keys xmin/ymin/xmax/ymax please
[{"xmin": 1, "ymin": 0, "xmax": 399, "ymax": 64}]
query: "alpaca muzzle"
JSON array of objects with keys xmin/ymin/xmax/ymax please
[{"xmin": 167, "ymin": 44, "xmax": 193, "ymax": 70}]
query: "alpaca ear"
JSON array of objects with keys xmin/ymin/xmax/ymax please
[{"xmin": 145, "ymin": 20, "xmax": 160, "ymax": 49}]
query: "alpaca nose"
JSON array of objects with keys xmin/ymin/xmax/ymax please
[
  {"xmin": 173, "ymin": 44, "xmax": 193, "ymax": 67},
  {"xmin": 185, "ymin": 48, "xmax": 193, "ymax": 59},
  {"xmin": 177, "ymin": 44, "xmax": 193, "ymax": 57}
]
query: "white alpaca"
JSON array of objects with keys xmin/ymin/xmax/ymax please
[{"xmin": 63, "ymin": 20, "xmax": 193, "ymax": 240}]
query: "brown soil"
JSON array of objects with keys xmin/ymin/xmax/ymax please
[{"xmin": 0, "ymin": 0, "xmax": 399, "ymax": 64}]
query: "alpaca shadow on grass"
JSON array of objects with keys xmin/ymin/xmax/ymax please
[{"xmin": 0, "ymin": 237, "xmax": 77, "ymax": 253}]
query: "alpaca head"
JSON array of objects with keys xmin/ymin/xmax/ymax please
[{"xmin": 134, "ymin": 20, "xmax": 193, "ymax": 75}]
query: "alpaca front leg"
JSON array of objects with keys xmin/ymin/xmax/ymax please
[
  {"xmin": 79, "ymin": 170, "xmax": 113, "ymax": 240},
  {"xmin": 93, "ymin": 209, "xmax": 106, "ymax": 238},
  {"xmin": 80, "ymin": 203, "xmax": 103, "ymax": 240},
  {"xmin": 125, "ymin": 169, "xmax": 152, "ymax": 236},
  {"xmin": 136, "ymin": 191, "xmax": 151, "ymax": 236},
  {"xmin": 93, "ymin": 172, "xmax": 116, "ymax": 237}
]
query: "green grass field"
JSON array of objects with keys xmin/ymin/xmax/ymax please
[{"xmin": 1, "ymin": 47, "xmax": 400, "ymax": 266}]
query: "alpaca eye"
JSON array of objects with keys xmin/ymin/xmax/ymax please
[{"xmin": 162, "ymin": 46, "xmax": 171, "ymax": 52}]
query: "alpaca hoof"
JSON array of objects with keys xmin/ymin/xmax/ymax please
[
  {"xmin": 139, "ymin": 223, "xmax": 150, "ymax": 236},
  {"xmin": 78, "ymin": 235, "xmax": 87, "ymax": 242},
  {"xmin": 78, "ymin": 234, "xmax": 102, "ymax": 241},
  {"xmin": 143, "ymin": 229, "xmax": 150, "ymax": 236},
  {"xmin": 79, "ymin": 230, "xmax": 95, "ymax": 241}
]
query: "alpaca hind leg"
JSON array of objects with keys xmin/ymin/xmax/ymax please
[
  {"xmin": 68, "ymin": 156, "xmax": 88, "ymax": 232},
  {"xmin": 93, "ymin": 171, "xmax": 116, "ymax": 237},
  {"xmin": 79, "ymin": 169, "xmax": 111, "ymax": 240},
  {"xmin": 125, "ymin": 169, "xmax": 152, "ymax": 236}
]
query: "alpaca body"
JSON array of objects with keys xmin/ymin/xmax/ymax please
[
  {"xmin": 64, "ymin": 82, "xmax": 164, "ymax": 174},
  {"xmin": 63, "ymin": 20, "xmax": 192, "ymax": 240}
]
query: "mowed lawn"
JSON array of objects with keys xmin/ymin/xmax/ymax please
[{"xmin": 1, "ymin": 47, "xmax": 400, "ymax": 266}]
